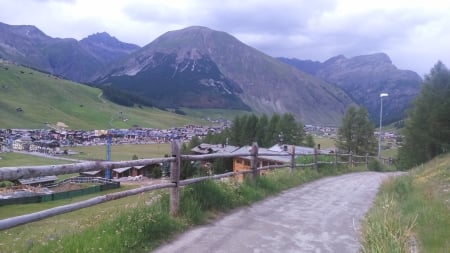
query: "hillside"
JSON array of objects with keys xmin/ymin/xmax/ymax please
[
  {"xmin": 279, "ymin": 53, "xmax": 422, "ymax": 124},
  {"xmin": 98, "ymin": 26, "xmax": 355, "ymax": 125},
  {"xmin": 0, "ymin": 61, "xmax": 202, "ymax": 129},
  {"xmin": 362, "ymin": 153, "xmax": 450, "ymax": 252}
]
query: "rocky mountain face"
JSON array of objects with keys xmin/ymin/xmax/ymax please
[
  {"xmin": 0, "ymin": 22, "xmax": 139, "ymax": 82},
  {"xmin": 279, "ymin": 53, "xmax": 422, "ymax": 124},
  {"xmin": 98, "ymin": 26, "xmax": 354, "ymax": 125}
]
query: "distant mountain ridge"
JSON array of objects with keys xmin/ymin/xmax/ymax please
[
  {"xmin": 98, "ymin": 26, "xmax": 355, "ymax": 125},
  {"xmin": 0, "ymin": 22, "xmax": 140, "ymax": 82},
  {"xmin": 0, "ymin": 21, "xmax": 422, "ymax": 125},
  {"xmin": 278, "ymin": 53, "xmax": 422, "ymax": 123}
]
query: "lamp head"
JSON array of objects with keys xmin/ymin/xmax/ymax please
[{"xmin": 380, "ymin": 93, "xmax": 389, "ymax": 97}]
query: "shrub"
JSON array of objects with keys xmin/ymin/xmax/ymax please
[{"xmin": 368, "ymin": 159, "xmax": 383, "ymax": 171}]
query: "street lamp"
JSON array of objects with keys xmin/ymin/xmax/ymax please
[{"xmin": 378, "ymin": 93, "xmax": 389, "ymax": 158}]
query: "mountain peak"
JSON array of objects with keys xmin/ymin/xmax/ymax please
[
  {"xmin": 180, "ymin": 26, "xmax": 214, "ymax": 32},
  {"xmin": 323, "ymin": 55, "xmax": 347, "ymax": 65},
  {"xmin": 83, "ymin": 32, "xmax": 115, "ymax": 41},
  {"xmin": 0, "ymin": 22, "xmax": 50, "ymax": 40},
  {"xmin": 350, "ymin": 52, "xmax": 392, "ymax": 65},
  {"xmin": 80, "ymin": 32, "xmax": 139, "ymax": 49}
]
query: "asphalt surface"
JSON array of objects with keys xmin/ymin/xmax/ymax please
[{"xmin": 152, "ymin": 171, "xmax": 401, "ymax": 253}]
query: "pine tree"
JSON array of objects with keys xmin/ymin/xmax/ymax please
[
  {"xmin": 255, "ymin": 114, "xmax": 269, "ymax": 146},
  {"xmin": 336, "ymin": 106, "xmax": 377, "ymax": 155},
  {"xmin": 398, "ymin": 61, "xmax": 450, "ymax": 169}
]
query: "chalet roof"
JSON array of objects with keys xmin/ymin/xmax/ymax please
[
  {"xmin": 191, "ymin": 143, "xmax": 240, "ymax": 154},
  {"xmin": 80, "ymin": 170, "xmax": 101, "ymax": 176},
  {"xmin": 232, "ymin": 146, "xmax": 291, "ymax": 164},
  {"xmin": 112, "ymin": 166, "xmax": 144, "ymax": 173},
  {"xmin": 268, "ymin": 144, "xmax": 333, "ymax": 154},
  {"xmin": 113, "ymin": 167, "xmax": 130, "ymax": 173},
  {"xmin": 18, "ymin": 176, "xmax": 57, "ymax": 185},
  {"xmin": 268, "ymin": 144, "xmax": 315, "ymax": 154}
]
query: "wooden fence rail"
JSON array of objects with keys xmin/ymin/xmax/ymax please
[{"xmin": 0, "ymin": 141, "xmax": 382, "ymax": 230}]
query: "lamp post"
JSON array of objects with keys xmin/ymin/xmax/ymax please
[{"xmin": 378, "ymin": 93, "xmax": 389, "ymax": 158}]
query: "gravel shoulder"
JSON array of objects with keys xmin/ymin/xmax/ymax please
[{"xmin": 153, "ymin": 171, "xmax": 402, "ymax": 253}]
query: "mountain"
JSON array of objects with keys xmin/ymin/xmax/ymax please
[
  {"xmin": 278, "ymin": 53, "xmax": 422, "ymax": 124},
  {"xmin": 0, "ymin": 60, "xmax": 199, "ymax": 129},
  {"xmin": 0, "ymin": 22, "xmax": 140, "ymax": 82},
  {"xmin": 79, "ymin": 32, "xmax": 140, "ymax": 65},
  {"xmin": 97, "ymin": 26, "xmax": 354, "ymax": 125}
]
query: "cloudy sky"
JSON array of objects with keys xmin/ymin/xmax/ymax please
[{"xmin": 1, "ymin": 0, "xmax": 449, "ymax": 76}]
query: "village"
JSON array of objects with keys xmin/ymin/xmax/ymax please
[
  {"xmin": 0, "ymin": 122, "xmax": 340, "ymax": 180},
  {"xmin": 0, "ymin": 122, "xmax": 343, "ymax": 154}
]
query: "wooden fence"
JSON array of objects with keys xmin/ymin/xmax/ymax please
[{"xmin": 0, "ymin": 141, "xmax": 379, "ymax": 230}]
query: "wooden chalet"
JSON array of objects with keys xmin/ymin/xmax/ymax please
[
  {"xmin": 112, "ymin": 166, "xmax": 144, "ymax": 179},
  {"xmin": 231, "ymin": 146, "xmax": 292, "ymax": 181}
]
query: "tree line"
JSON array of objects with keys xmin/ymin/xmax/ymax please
[
  {"xmin": 397, "ymin": 61, "xmax": 450, "ymax": 169},
  {"xmin": 201, "ymin": 113, "xmax": 311, "ymax": 148}
]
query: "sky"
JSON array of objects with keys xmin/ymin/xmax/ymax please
[{"xmin": 1, "ymin": 0, "xmax": 449, "ymax": 76}]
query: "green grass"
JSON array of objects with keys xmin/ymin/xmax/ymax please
[
  {"xmin": 313, "ymin": 136, "xmax": 336, "ymax": 150},
  {"xmin": 180, "ymin": 107, "xmax": 252, "ymax": 120},
  {"xmin": 0, "ymin": 152, "xmax": 69, "ymax": 167},
  {"xmin": 0, "ymin": 162, "xmax": 362, "ymax": 252},
  {"xmin": 0, "ymin": 61, "xmax": 203, "ymax": 129},
  {"xmin": 381, "ymin": 145, "xmax": 398, "ymax": 159},
  {"xmin": 65, "ymin": 143, "xmax": 171, "ymax": 161},
  {"xmin": 361, "ymin": 153, "xmax": 450, "ymax": 253},
  {"xmin": 0, "ymin": 144, "xmax": 171, "ymax": 166}
]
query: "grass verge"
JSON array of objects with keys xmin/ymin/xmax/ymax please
[{"xmin": 360, "ymin": 153, "xmax": 450, "ymax": 253}]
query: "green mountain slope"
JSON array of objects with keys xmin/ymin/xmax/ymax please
[{"xmin": 0, "ymin": 61, "xmax": 202, "ymax": 129}]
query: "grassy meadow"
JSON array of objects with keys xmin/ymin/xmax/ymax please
[
  {"xmin": 0, "ymin": 152, "xmax": 70, "ymax": 167},
  {"xmin": 65, "ymin": 143, "xmax": 171, "ymax": 161},
  {"xmin": 0, "ymin": 61, "xmax": 203, "ymax": 129}
]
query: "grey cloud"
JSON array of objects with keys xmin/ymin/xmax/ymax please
[
  {"xmin": 123, "ymin": 3, "xmax": 187, "ymax": 25},
  {"xmin": 202, "ymin": 0, "xmax": 337, "ymax": 35}
]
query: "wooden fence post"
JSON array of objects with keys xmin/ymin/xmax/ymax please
[
  {"xmin": 249, "ymin": 142, "xmax": 259, "ymax": 182},
  {"xmin": 365, "ymin": 153, "xmax": 369, "ymax": 170},
  {"xmin": 313, "ymin": 148, "xmax": 318, "ymax": 170},
  {"xmin": 334, "ymin": 149, "xmax": 338, "ymax": 169},
  {"xmin": 349, "ymin": 151, "xmax": 353, "ymax": 167},
  {"xmin": 169, "ymin": 140, "xmax": 181, "ymax": 216},
  {"xmin": 290, "ymin": 145, "xmax": 295, "ymax": 173}
]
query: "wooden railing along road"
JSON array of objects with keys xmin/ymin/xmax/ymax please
[{"xmin": 0, "ymin": 141, "xmax": 381, "ymax": 230}]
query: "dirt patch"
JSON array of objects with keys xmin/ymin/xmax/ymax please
[
  {"xmin": 49, "ymin": 183, "xmax": 95, "ymax": 192},
  {"xmin": 0, "ymin": 185, "xmax": 50, "ymax": 194}
]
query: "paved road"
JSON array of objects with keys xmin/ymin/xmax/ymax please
[{"xmin": 153, "ymin": 171, "xmax": 401, "ymax": 253}]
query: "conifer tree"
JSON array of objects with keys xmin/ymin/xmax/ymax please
[
  {"xmin": 336, "ymin": 106, "xmax": 377, "ymax": 155},
  {"xmin": 398, "ymin": 61, "xmax": 450, "ymax": 169}
]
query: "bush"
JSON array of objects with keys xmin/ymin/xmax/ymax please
[{"xmin": 368, "ymin": 159, "xmax": 383, "ymax": 171}]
